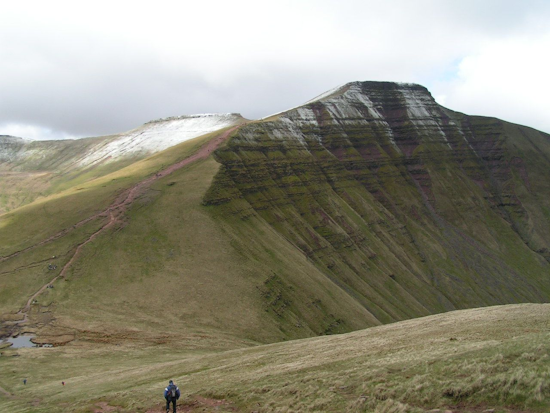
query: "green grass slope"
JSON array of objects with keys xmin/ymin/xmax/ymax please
[
  {"xmin": 0, "ymin": 135, "xmax": 125, "ymax": 214},
  {"xmin": 0, "ymin": 304, "xmax": 548, "ymax": 412},
  {"xmin": 1, "ymin": 127, "xmax": 375, "ymax": 346}
]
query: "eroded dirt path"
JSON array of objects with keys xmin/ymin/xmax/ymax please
[
  {"xmin": 3, "ymin": 124, "xmax": 243, "ymax": 330},
  {"xmin": 0, "ymin": 384, "xmax": 13, "ymax": 398},
  {"xmin": 1, "ymin": 125, "xmax": 241, "ymax": 266}
]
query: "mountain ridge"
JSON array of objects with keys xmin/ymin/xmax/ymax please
[
  {"xmin": 1, "ymin": 80, "xmax": 549, "ymax": 348},
  {"xmin": 0, "ymin": 113, "xmax": 246, "ymax": 213}
]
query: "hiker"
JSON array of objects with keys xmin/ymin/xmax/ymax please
[
  {"xmin": 23, "ymin": 378, "xmax": 27, "ymax": 385},
  {"xmin": 164, "ymin": 379, "xmax": 180, "ymax": 413}
]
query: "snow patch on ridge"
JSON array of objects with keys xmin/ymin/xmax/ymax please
[
  {"xmin": 260, "ymin": 84, "xmax": 348, "ymax": 120},
  {"xmin": 341, "ymin": 84, "xmax": 402, "ymax": 152},
  {"xmin": 400, "ymin": 88, "xmax": 453, "ymax": 149},
  {"xmin": 277, "ymin": 83, "xmax": 405, "ymax": 153},
  {"xmin": 0, "ymin": 135, "xmax": 32, "ymax": 163},
  {"xmin": 400, "ymin": 88, "xmax": 433, "ymax": 120},
  {"xmin": 275, "ymin": 118, "xmax": 309, "ymax": 147},
  {"xmin": 346, "ymin": 89, "xmax": 383, "ymax": 120},
  {"xmin": 262, "ymin": 81, "xmax": 468, "ymax": 155},
  {"xmin": 293, "ymin": 108, "xmax": 318, "ymax": 126},
  {"xmin": 303, "ymin": 84, "xmax": 347, "ymax": 105},
  {"xmin": 77, "ymin": 113, "xmax": 242, "ymax": 167}
]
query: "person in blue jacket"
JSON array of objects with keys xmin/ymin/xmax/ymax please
[{"xmin": 164, "ymin": 379, "xmax": 180, "ymax": 413}]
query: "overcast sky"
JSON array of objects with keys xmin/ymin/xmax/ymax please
[{"xmin": 1, "ymin": 0, "xmax": 550, "ymax": 140}]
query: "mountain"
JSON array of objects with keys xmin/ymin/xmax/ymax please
[
  {"xmin": 204, "ymin": 81, "xmax": 550, "ymax": 320},
  {"xmin": 1, "ymin": 81, "xmax": 549, "ymax": 348}
]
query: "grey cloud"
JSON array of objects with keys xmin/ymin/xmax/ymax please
[{"xmin": 1, "ymin": 0, "xmax": 550, "ymax": 139}]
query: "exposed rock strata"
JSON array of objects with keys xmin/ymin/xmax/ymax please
[{"xmin": 204, "ymin": 81, "xmax": 550, "ymax": 325}]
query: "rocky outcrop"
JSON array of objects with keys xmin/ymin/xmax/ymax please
[{"xmin": 204, "ymin": 81, "xmax": 550, "ymax": 325}]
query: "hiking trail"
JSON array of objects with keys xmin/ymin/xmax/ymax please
[
  {"xmin": 0, "ymin": 384, "xmax": 13, "ymax": 398},
  {"xmin": 1, "ymin": 125, "xmax": 243, "ymax": 333}
]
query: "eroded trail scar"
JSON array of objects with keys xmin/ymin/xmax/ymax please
[
  {"xmin": 0, "ymin": 384, "xmax": 13, "ymax": 398},
  {"xmin": 10, "ymin": 125, "xmax": 242, "ymax": 322}
]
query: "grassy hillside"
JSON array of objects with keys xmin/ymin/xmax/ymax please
[
  {"xmin": 0, "ymin": 130, "xmax": 252, "ymax": 338},
  {"xmin": 1, "ymin": 125, "xmax": 376, "ymax": 346},
  {"xmin": 0, "ymin": 135, "xmax": 124, "ymax": 213},
  {"xmin": 1, "ymin": 304, "xmax": 548, "ymax": 412}
]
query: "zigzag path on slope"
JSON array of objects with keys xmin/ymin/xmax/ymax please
[{"xmin": 1, "ymin": 124, "xmax": 244, "ymax": 335}]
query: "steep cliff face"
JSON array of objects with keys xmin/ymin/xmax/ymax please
[{"xmin": 205, "ymin": 81, "xmax": 550, "ymax": 325}]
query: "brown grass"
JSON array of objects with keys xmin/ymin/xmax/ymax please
[{"xmin": 0, "ymin": 304, "xmax": 548, "ymax": 412}]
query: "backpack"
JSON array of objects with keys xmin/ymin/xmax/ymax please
[{"xmin": 169, "ymin": 384, "xmax": 177, "ymax": 398}]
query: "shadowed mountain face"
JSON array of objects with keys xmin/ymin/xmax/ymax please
[
  {"xmin": 1, "ymin": 81, "xmax": 549, "ymax": 345},
  {"xmin": 204, "ymin": 81, "xmax": 550, "ymax": 324}
]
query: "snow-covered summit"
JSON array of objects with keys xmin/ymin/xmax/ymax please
[
  {"xmin": 303, "ymin": 84, "xmax": 348, "ymax": 105},
  {"xmin": 146, "ymin": 113, "xmax": 242, "ymax": 124},
  {"xmin": 0, "ymin": 113, "xmax": 245, "ymax": 172},
  {"xmin": 0, "ymin": 135, "xmax": 31, "ymax": 143},
  {"xmin": 77, "ymin": 113, "xmax": 245, "ymax": 167},
  {"xmin": 262, "ymin": 81, "xmax": 429, "ymax": 121},
  {"xmin": 262, "ymin": 80, "xmax": 446, "ymax": 153}
]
